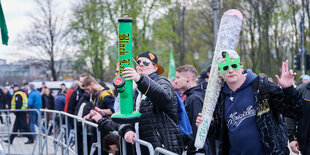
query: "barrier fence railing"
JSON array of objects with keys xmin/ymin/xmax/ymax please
[
  {"xmin": 0, "ymin": 109, "xmax": 42, "ymax": 155},
  {"xmin": 40, "ymin": 109, "xmax": 102, "ymax": 155},
  {"xmin": 0, "ymin": 109, "xmax": 180, "ymax": 155},
  {"xmin": 120, "ymin": 137, "xmax": 155, "ymax": 155},
  {"xmin": 154, "ymin": 147, "xmax": 178, "ymax": 155}
]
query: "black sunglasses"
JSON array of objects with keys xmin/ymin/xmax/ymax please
[
  {"xmin": 136, "ymin": 60, "xmax": 151, "ymax": 66},
  {"xmin": 223, "ymin": 64, "xmax": 238, "ymax": 71}
]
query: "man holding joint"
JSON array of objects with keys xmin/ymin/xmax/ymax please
[{"xmin": 196, "ymin": 50, "xmax": 303, "ymax": 155}]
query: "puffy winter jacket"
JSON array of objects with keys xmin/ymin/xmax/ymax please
[
  {"xmin": 210, "ymin": 76, "xmax": 303, "ymax": 155},
  {"xmin": 119, "ymin": 72, "xmax": 183, "ymax": 154},
  {"xmin": 98, "ymin": 116, "xmax": 119, "ymax": 136}
]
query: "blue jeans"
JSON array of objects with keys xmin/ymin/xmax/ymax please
[{"xmin": 29, "ymin": 112, "xmax": 46, "ymax": 138}]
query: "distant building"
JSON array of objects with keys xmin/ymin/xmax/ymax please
[
  {"xmin": 0, "ymin": 59, "xmax": 76, "ymax": 86},
  {"xmin": 0, "ymin": 59, "xmax": 6, "ymax": 65}
]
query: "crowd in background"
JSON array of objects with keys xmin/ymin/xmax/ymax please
[{"xmin": 0, "ymin": 50, "xmax": 309, "ymax": 155}]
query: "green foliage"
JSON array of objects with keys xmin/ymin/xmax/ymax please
[
  {"xmin": 67, "ymin": 0, "xmax": 310, "ymax": 81},
  {"xmin": 69, "ymin": 0, "xmax": 107, "ymax": 80}
]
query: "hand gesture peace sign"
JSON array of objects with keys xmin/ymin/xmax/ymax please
[{"xmin": 275, "ymin": 60, "xmax": 296, "ymax": 88}]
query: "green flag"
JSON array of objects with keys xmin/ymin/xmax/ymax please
[
  {"xmin": 0, "ymin": 1, "xmax": 8, "ymax": 45},
  {"xmin": 168, "ymin": 50, "xmax": 176, "ymax": 81}
]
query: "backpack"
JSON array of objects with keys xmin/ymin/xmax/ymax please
[
  {"xmin": 153, "ymin": 76, "xmax": 193, "ymax": 145},
  {"xmin": 176, "ymin": 93, "xmax": 192, "ymax": 135}
]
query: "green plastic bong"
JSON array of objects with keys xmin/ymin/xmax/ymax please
[{"xmin": 111, "ymin": 17, "xmax": 141, "ymax": 124}]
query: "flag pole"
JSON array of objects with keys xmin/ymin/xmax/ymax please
[
  {"xmin": 0, "ymin": 1, "xmax": 9, "ymax": 45},
  {"xmin": 168, "ymin": 49, "xmax": 176, "ymax": 81}
]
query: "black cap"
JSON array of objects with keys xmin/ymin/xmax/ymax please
[
  {"xmin": 136, "ymin": 51, "xmax": 164, "ymax": 75},
  {"xmin": 199, "ymin": 66, "xmax": 212, "ymax": 83},
  {"xmin": 206, "ymin": 65, "xmax": 211, "ymax": 73},
  {"xmin": 200, "ymin": 70, "xmax": 208, "ymax": 79},
  {"xmin": 11, "ymin": 83, "xmax": 19, "ymax": 88}
]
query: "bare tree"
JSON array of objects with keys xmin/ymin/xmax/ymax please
[{"xmin": 17, "ymin": 0, "xmax": 68, "ymax": 81}]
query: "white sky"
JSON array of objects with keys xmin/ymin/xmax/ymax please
[{"xmin": 0, "ymin": 0, "xmax": 71, "ymax": 63}]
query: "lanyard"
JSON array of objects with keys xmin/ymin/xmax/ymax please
[
  {"xmin": 152, "ymin": 75, "xmax": 158, "ymax": 81},
  {"xmin": 94, "ymin": 89, "xmax": 105, "ymax": 107}
]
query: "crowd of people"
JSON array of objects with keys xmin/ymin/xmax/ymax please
[
  {"xmin": 0, "ymin": 50, "xmax": 309, "ymax": 155},
  {"xmin": 0, "ymin": 81, "xmax": 68, "ymax": 144}
]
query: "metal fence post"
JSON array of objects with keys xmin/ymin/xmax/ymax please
[
  {"xmin": 74, "ymin": 118, "xmax": 78, "ymax": 154},
  {"xmin": 59, "ymin": 112, "xmax": 64, "ymax": 155},
  {"xmin": 37, "ymin": 110, "xmax": 42, "ymax": 154},
  {"xmin": 82, "ymin": 119, "xmax": 88, "ymax": 155},
  {"xmin": 44, "ymin": 111, "xmax": 48, "ymax": 155},
  {"xmin": 7, "ymin": 111, "xmax": 10, "ymax": 155},
  {"xmin": 96, "ymin": 128, "xmax": 101, "ymax": 155},
  {"xmin": 121, "ymin": 138, "xmax": 127, "ymax": 155},
  {"xmin": 53, "ymin": 112, "xmax": 57, "ymax": 155},
  {"xmin": 65, "ymin": 115, "xmax": 69, "ymax": 155}
]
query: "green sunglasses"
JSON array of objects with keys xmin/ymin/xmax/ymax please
[{"xmin": 217, "ymin": 53, "xmax": 243, "ymax": 74}]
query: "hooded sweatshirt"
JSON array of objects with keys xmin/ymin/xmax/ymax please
[{"xmin": 222, "ymin": 70, "xmax": 265, "ymax": 155}]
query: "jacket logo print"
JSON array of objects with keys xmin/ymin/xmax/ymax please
[
  {"xmin": 227, "ymin": 106, "xmax": 256, "ymax": 128},
  {"xmin": 257, "ymin": 98, "xmax": 270, "ymax": 116}
]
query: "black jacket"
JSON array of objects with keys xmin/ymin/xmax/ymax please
[
  {"xmin": 68, "ymin": 87, "xmax": 85, "ymax": 115},
  {"xmin": 184, "ymin": 83, "xmax": 206, "ymax": 153},
  {"xmin": 98, "ymin": 116, "xmax": 120, "ymax": 137},
  {"xmin": 286, "ymin": 82, "xmax": 310, "ymax": 154},
  {"xmin": 3, "ymin": 92, "xmax": 11, "ymax": 109},
  {"xmin": 119, "ymin": 72, "xmax": 183, "ymax": 154},
  {"xmin": 210, "ymin": 76, "xmax": 303, "ymax": 155},
  {"xmin": 296, "ymin": 99, "xmax": 310, "ymax": 154},
  {"xmin": 74, "ymin": 92, "xmax": 93, "ymax": 117},
  {"xmin": 42, "ymin": 94, "xmax": 54, "ymax": 110},
  {"xmin": 0, "ymin": 89, "xmax": 5, "ymax": 109},
  {"xmin": 199, "ymin": 80, "xmax": 208, "ymax": 90}
]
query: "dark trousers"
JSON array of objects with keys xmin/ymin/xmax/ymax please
[
  {"xmin": 305, "ymin": 143, "xmax": 310, "ymax": 155},
  {"xmin": 77, "ymin": 125, "xmax": 92, "ymax": 155},
  {"xmin": 0, "ymin": 112, "xmax": 3, "ymax": 124},
  {"xmin": 9, "ymin": 112, "xmax": 33, "ymax": 143}
]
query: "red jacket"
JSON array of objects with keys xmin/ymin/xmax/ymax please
[{"xmin": 64, "ymin": 89, "xmax": 74, "ymax": 112}]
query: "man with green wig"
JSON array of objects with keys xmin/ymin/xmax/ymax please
[{"xmin": 196, "ymin": 50, "xmax": 303, "ymax": 154}]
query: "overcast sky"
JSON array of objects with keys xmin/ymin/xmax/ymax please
[{"xmin": 0, "ymin": 0, "xmax": 71, "ymax": 63}]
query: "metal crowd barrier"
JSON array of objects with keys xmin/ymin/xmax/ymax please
[
  {"xmin": 120, "ymin": 138, "xmax": 180, "ymax": 155},
  {"xmin": 0, "ymin": 108, "xmax": 182, "ymax": 155},
  {"xmin": 154, "ymin": 147, "xmax": 178, "ymax": 155},
  {"xmin": 120, "ymin": 137, "xmax": 155, "ymax": 154},
  {"xmin": 40, "ymin": 109, "xmax": 102, "ymax": 155},
  {"xmin": 0, "ymin": 109, "xmax": 42, "ymax": 155}
]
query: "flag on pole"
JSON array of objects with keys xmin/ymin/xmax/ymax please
[
  {"xmin": 0, "ymin": 1, "xmax": 8, "ymax": 45},
  {"xmin": 168, "ymin": 50, "xmax": 176, "ymax": 81}
]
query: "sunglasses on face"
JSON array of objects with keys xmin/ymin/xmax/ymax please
[
  {"xmin": 222, "ymin": 64, "xmax": 238, "ymax": 71},
  {"xmin": 136, "ymin": 59, "xmax": 151, "ymax": 66}
]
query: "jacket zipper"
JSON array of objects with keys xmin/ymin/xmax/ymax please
[{"xmin": 156, "ymin": 130, "xmax": 165, "ymax": 147}]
